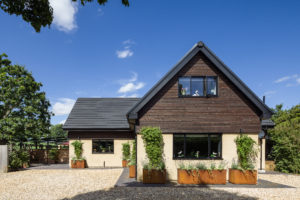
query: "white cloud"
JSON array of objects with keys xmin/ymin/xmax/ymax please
[
  {"xmin": 123, "ymin": 39, "xmax": 135, "ymax": 45},
  {"xmin": 297, "ymin": 78, "xmax": 300, "ymax": 84},
  {"xmin": 116, "ymin": 49, "xmax": 134, "ymax": 59},
  {"xmin": 52, "ymin": 98, "xmax": 75, "ymax": 116},
  {"xmin": 59, "ymin": 119, "xmax": 66, "ymax": 125},
  {"xmin": 49, "ymin": 0, "xmax": 78, "ymax": 32},
  {"xmin": 274, "ymin": 74, "xmax": 298, "ymax": 83},
  {"xmin": 117, "ymin": 72, "xmax": 145, "ymax": 95},
  {"xmin": 263, "ymin": 90, "xmax": 276, "ymax": 97}
]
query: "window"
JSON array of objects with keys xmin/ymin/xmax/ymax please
[
  {"xmin": 173, "ymin": 134, "xmax": 222, "ymax": 159},
  {"xmin": 92, "ymin": 139, "xmax": 114, "ymax": 153},
  {"xmin": 178, "ymin": 76, "xmax": 217, "ymax": 97}
]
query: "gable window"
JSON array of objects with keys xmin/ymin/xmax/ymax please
[
  {"xmin": 92, "ymin": 139, "xmax": 114, "ymax": 153},
  {"xmin": 178, "ymin": 76, "xmax": 217, "ymax": 97},
  {"xmin": 173, "ymin": 134, "xmax": 222, "ymax": 159}
]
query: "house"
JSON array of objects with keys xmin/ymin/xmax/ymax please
[{"xmin": 63, "ymin": 42, "xmax": 273, "ymax": 181}]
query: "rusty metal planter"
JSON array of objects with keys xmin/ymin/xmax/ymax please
[
  {"xmin": 143, "ymin": 169, "xmax": 166, "ymax": 184},
  {"xmin": 122, "ymin": 160, "xmax": 128, "ymax": 168},
  {"xmin": 129, "ymin": 165, "xmax": 136, "ymax": 178},
  {"xmin": 229, "ymin": 169, "xmax": 257, "ymax": 184},
  {"xmin": 177, "ymin": 169, "xmax": 226, "ymax": 184},
  {"xmin": 71, "ymin": 160, "xmax": 85, "ymax": 168}
]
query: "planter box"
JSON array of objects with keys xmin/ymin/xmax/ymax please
[
  {"xmin": 122, "ymin": 160, "xmax": 128, "ymax": 167},
  {"xmin": 229, "ymin": 169, "xmax": 257, "ymax": 184},
  {"xmin": 143, "ymin": 169, "xmax": 166, "ymax": 184},
  {"xmin": 129, "ymin": 165, "xmax": 136, "ymax": 178},
  {"xmin": 71, "ymin": 160, "xmax": 85, "ymax": 168},
  {"xmin": 177, "ymin": 169, "xmax": 226, "ymax": 185}
]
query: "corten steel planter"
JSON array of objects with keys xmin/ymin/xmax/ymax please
[
  {"xmin": 122, "ymin": 160, "xmax": 128, "ymax": 167},
  {"xmin": 143, "ymin": 169, "xmax": 166, "ymax": 184},
  {"xmin": 71, "ymin": 160, "xmax": 86, "ymax": 168},
  {"xmin": 129, "ymin": 165, "xmax": 136, "ymax": 178},
  {"xmin": 177, "ymin": 169, "xmax": 199, "ymax": 184},
  {"xmin": 177, "ymin": 169, "xmax": 226, "ymax": 184},
  {"xmin": 229, "ymin": 169, "xmax": 257, "ymax": 184}
]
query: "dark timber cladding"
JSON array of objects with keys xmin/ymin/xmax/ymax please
[
  {"xmin": 63, "ymin": 98, "xmax": 140, "ymax": 130},
  {"xmin": 129, "ymin": 42, "xmax": 273, "ymax": 134}
]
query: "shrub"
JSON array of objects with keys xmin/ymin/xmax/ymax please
[
  {"xmin": 49, "ymin": 149, "xmax": 59, "ymax": 163},
  {"xmin": 9, "ymin": 147, "xmax": 30, "ymax": 170},
  {"xmin": 122, "ymin": 142, "xmax": 131, "ymax": 161},
  {"xmin": 234, "ymin": 135, "xmax": 257, "ymax": 170},
  {"xmin": 71, "ymin": 140, "xmax": 84, "ymax": 160},
  {"xmin": 196, "ymin": 162, "xmax": 207, "ymax": 170},
  {"xmin": 141, "ymin": 127, "xmax": 165, "ymax": 170},
  {"xmin": 128, "ymin": 140, "xmax": 136, "ymax": 166}
]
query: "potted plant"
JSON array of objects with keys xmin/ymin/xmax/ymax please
[
  {"xmin": 122, "ymin": 142, "xmax": 130, "ymax": 167},
  {"xmin": 71, "ymin": 140, "xmax": 85, "ymax": 168},
  {"xmin": 229, "ymin": 135, "xmax": 258, "ymax": 184},
  {"xmin": 49, "ymin": 149, "xmax": 59, "ymax": 164},
  {"xmin": 141, "ymin": 127, "xmax": 166, "ymax": 184},
  {"xmin": 177, "ymin": 163, "xmax": 198, "ymax": 184},
  {"xmin": 128, "ymin": 140, "xmax": 136, "ymax": 178}
]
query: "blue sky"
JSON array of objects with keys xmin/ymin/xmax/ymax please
[{"xmin": 0, "ymin": 0, "xmax": 299, "ymax": 124}]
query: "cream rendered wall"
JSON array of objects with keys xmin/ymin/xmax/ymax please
[
  {"xmin": 137, "ymin": 133, "xmax": 264, "ymax": 181},
  {"xmin": 69, "ymin": 139, "xmax": 134, "ymax": 167}
]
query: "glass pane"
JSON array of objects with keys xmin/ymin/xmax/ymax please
[
  {"xmin": 185, "ymin": 134, "xmax": 208, "ymax": 158},
  {"xmin": 178, "ymin": 77, "xmax": 190, "ymax": 96},
  {"xmin": 92, "ymin": 140, "xmax": 114, "ymax": 153},
  {"xmin": 210, "ymin": 135, "xmax": 221, "ymax": 158},
  {"xmin": 173, "ymin": 134, "xmax": 184, "ymax": 158},
  {"xmin": 191, "ymin": 78, "xmax": 204, "ymax": 96},
  {"xmin": 206, "ymin": 77, "xmax": 217, "ymax": 95}
]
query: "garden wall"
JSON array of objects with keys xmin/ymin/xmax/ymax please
[{"xmin": 30, "ymin": 149, "xmax": 69, "ymax": 164}]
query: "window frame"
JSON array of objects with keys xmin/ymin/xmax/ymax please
[
  {"xmin": 178, "ymin": 76, "xmax": 218, "ymax": 98},
  {"xmin": 92, "ymin": 139, "xmax": 114, "ymax": 154},
  {"xmin": 172, "ymin": 133, "xmax": 222, "ymax": 160}
]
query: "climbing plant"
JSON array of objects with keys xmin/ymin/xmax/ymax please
[
  {"xmin": 122, "ymin": 142, "xmax": 131, "ymax": 161},
  {"xmin": 71, "ymin": 140, "xmax": 84, "ymax": 160}
]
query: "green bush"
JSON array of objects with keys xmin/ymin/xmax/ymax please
[
  {"xmin": 234, "ymin": 134, "xmax": 257, "ymax": 170},
  {"xmin": 122, "ymin": 142, "xmax": 131, "ymax": 161},
  {"xmin": 49, "ymin": 149, "xmax": 59, "ymax": 163},
  {"xmin": 71, "ymin": 140, "xmax": 84, "ymax": 160},
  {"xmin": 141, "ymin": 127, "xmax": 165, "ymax": 170},
  {"xmin": 270, "ymin": 104, "xmax": 300, "ymax": 174},
  {"xmin": 128, "ymin": 140, "xmax": 136, "ymax": 166},
  {"xmin": 9, "ymin": 148, "xmax": 30, "ymax": 170}
]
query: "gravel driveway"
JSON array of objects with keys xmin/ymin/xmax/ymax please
[
  {"xmin": 0, "ymin": 169, "xmax": 122, "ymax": 200},
  {"xmin": 1, "ymin": 169, "xmax": 299, "ymax": 200}
]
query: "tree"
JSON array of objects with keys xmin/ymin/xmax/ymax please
[
  {"xmin": 0, "ymin": 53, "xmax": 52, "ymax": 144},
  {"xmin": 49, "ymin": 124, "xmax": 67, "ymax": 140},
  {"xmin": 270, "ymin": 104, "xmax": 300, "ymax": 174},
  {"xmin": 0, "ymin": 0, "xmax": 129, "ymax": 32}
]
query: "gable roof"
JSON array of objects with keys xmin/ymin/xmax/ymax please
[
  {"xmin": 63, "ymin": 98, "xmax": 140, "ymax": 130},
  {"xmin": 127, "ymin": 41, "xmax": 273, "ymax": 120}
]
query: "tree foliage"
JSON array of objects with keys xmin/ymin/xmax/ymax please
[
  {"xmin": 0, "ymin": 54, "xmax": 51, "ymax": 143},
  {"xmin": 234, "ymin": 134, "xmax": 258, "ymax": 170},
  {"xmin": 141, "ymin": 127, "xmax": 165, "ymax": 170},
  {"xmin": 270, "ymin": 104, "xmax": 300, "ymax": 174},
  {"xmin": 49, "ymin": 124, "xmax": 67, "ymax": 140},
  {"xmin": 0, "ymin": 0, "xmax": 129, "ymax": 32}
]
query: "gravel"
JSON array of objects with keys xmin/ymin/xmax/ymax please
[
  {"xmin": 0, "ymin": 169, "xmax": 122, "ymax": 200},
  {"xmin": 1, "ymin": 170, "xmax": 299, "ymax": 200}
]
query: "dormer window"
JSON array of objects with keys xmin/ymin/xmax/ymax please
[{"xmin": 178, "ymin": 76, "xmax": 217, "ymax": 97}]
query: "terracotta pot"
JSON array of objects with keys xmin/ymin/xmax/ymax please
[
  {"xmin": 71, "ymin": 160, "xmax": 86, "ymax": 168},
  {"xmin": 143, "ymin": 169, "xmax": 166, "ymax": 184},
  {"xmin": 129, "ymin": 165, "xmax": 136, "ymax": 178},
  {"xmin": 229, "ymin": 169, "xmax": 257, "ymax": 184},
  {"xmin": 122, "ymin": 160, "xmax": 128, "ymax": 167},
  {"xmin": 177, "ymin": 169, "xmax": 226, "ymax": 184}
]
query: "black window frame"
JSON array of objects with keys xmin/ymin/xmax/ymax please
[
  {"xmin": 92, "ymin": 139, "xmax": 114, "ymax": 154},
  {"xmin": 178, "ymin": 76, "xmax": 218, "ymax": 98},
  {"xmin": 173, "ymin": 133, "xmax": 222, "ymax": 160}
]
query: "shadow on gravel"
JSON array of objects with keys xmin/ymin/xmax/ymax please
[{"xmin": 62, "ymin": 186, "xmax": 258, "ymax": 200}]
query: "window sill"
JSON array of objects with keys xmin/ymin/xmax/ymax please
[
  {"xmin": 173, "ymin": 157, "xmax": 223, "ymax": 160},
  {"xmin": 92, "ymin": 152, "xmax": 114, "ymax": 154},
  {"xmin": 178, "ymin": 95, "xmax": 218, "ymax": 98}
]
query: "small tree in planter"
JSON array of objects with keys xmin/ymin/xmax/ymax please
[
  {"xmin": 229, "ymin": 135, "xmax": 258, "ymax": 184},
  {"xmin": 122, "ymin": 142, "xmax": 131, "ymax": 167},
  {"xmin": 49, "ymin": 149, "xmax": 59, "ymax": 164},
  {"xmin": 71, "ymin": 140, "xmax": 85, "ymax": 168},
  {"xmin": 128, "ymin": 140, "xmax": 136, "ymax": 178},
  {"xmin": 141, "ymin": 127, "xmax": 166, "ymax": 184}
]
